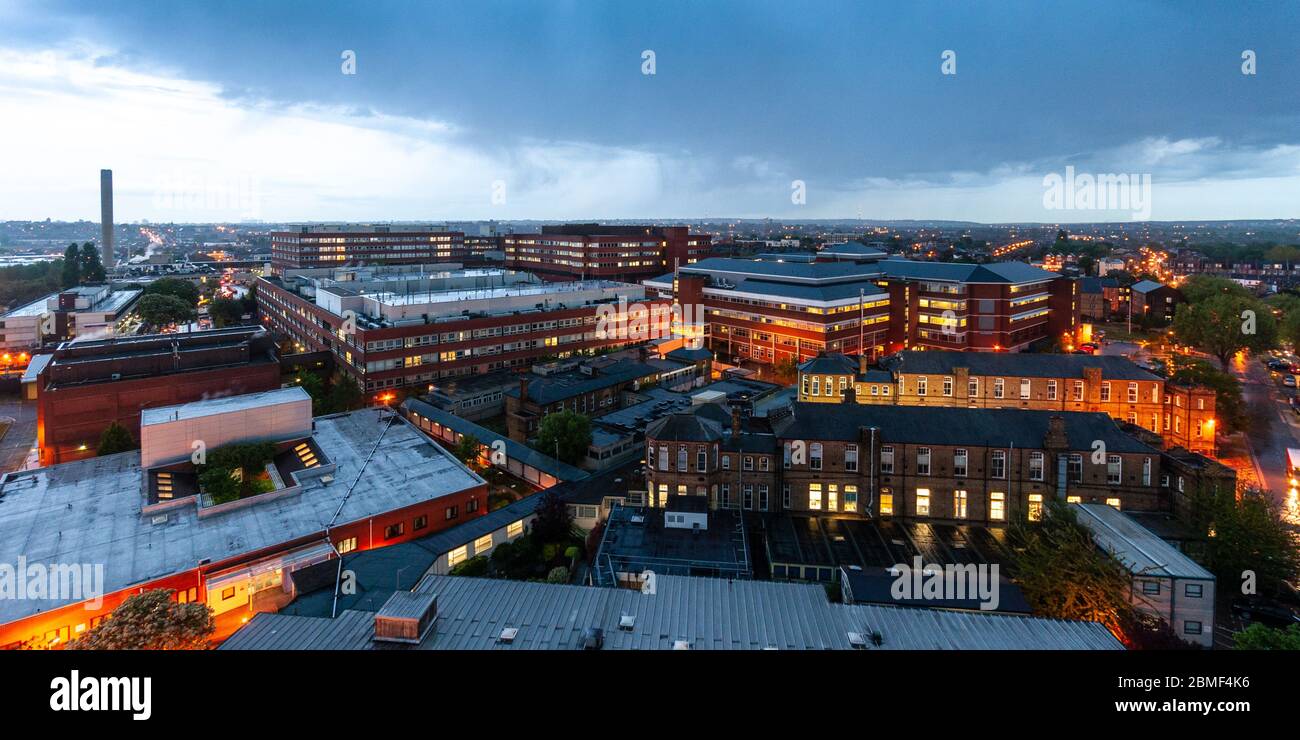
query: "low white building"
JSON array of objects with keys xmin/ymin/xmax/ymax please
[{"xmin": 1074, "ymin": 502, "xmax": 1216, "ymax": 648}]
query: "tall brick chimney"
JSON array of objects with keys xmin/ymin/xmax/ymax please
[
  {"xmin": 731, "ymin": 406, "xmax": 742, "ymax": 437},
  {"xmin": 858, "ymin": 354, "xmax": 868, "ymax": 375},
  {"xmin": 1044, "ymin": 414, "xmax": 1068, "ymax": 451},
  {"xmin": 519, "ymin": 375, "xmax": 530, "ymax": 403}
]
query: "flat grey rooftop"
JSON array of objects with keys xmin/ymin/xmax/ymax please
[
  {"xmin": 0, "ymin": 408, "xmax": 484, "ymax": 624},
  {"xmin": 141, "ymin": 386, "xmax": 311, "ymax": 426}
]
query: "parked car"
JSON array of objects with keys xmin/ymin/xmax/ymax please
[
  {"xmin": 1284, "ymin": 375, "xmax": 1295, "ymax": 388},
  {"xmin": 1232, "ymin": 597, "xmax": 1300, "ymax": 629}
]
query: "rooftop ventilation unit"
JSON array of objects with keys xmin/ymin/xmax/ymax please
[
  {"xmin": 498, "ymin": 626, "xmax": 519, "ymax": 644},
  {"xmin": 671, "ymin": 640, "xmax": 691, "ymax": 650},
  {"xmin": 582, "ymin": 627, "xmax": 604, "ymax": 651},
  {"xmin": 373, "ymin": 592, "xmax": 438, "ymax": 645},
  {"xmin": 847, "ymin": 632, "xmax": 868, "ymax": 649},
  {"xmin": 618, "ymin": 614, "xmax": 636, "ymax": 631}
]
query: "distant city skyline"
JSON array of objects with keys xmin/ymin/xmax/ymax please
[{"xmin": 2, "ymin": 1, "xmax": 1299, "ymax": 223}]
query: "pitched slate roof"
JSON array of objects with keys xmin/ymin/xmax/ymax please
[
  {"xmin": 503, "ymin": 359, "xmax": 668, "ymax": 405},
  {"xmin": 797, "ymin": 353, "xmax": 859, "ymax": 375},
  {"xmin": 881, "ymin": 350, "xmax": 1161, "ymax": 381},
  {"xmin": 777, "ymin": 402, "xmax": 1158, "ymax": 453},
  {"xmin": 877, "ymin": 259, "xmax": 1059, "ymax": 284},
  {"xmin": 1130, "ymin": 280, "xmax": 1165, "ymax": 293},
  {"xmin": 1079, "ymin": 277, "xmax": 1118, "ymax": 294}
]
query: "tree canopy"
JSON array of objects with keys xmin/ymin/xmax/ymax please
[
  {"xmin": 69, "ymin": 589, "xmax": 214, "ymax": 650},
  {"xmin": 535, "ymin": 410, "xmax": 592, "ymax": 465},
  {"xmin": 96, "ymin": 421, "xmax": 137, "ymax": 456},
  {"xmin": 1168, "ymin": 354, "xmax": 1246, "ymax": 433},
  {"xmin": 136, "ymin": 293, "xmax": 197, "ymax": 328},
  {"xmin": 1171, "ymin": 290, "xmax": 1276, "ymax": 368}
]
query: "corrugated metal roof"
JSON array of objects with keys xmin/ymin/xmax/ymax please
[
  {"xmin": 222, "ymin": 574, "xmax": 1123, "ymax": 651},
  {"xmin": 1073, "ymin": 503, "xmax": 1214, "ymax": 580}
]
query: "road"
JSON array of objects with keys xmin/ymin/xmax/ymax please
[
  {"xmin": 0, "ymin": 394, "xmax": 38, "ymax": 473},
  {"xmin": 1233, "ymin": 353, "xmax": 1300, "ymax": 524}
]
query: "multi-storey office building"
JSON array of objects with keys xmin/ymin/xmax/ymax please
[
  {"xmin": 270, "ymin": 225, "xmax": 467, "ymax": 271},
  {"xmin": 504, "ymin": 224, "xmax": 712, "ymax": 282},
  {"xmin": 794, "ymin": 351, "xmax": 1217, "ymax": 456},
  {"xmin": 645, "ymin": 400, "xmax": 1170, "ymax": 523},
  {"xmin": 643, "ymin": 249, "xmax": 1078, "ymax": 364},
  {"xmin": 31, "ymin": 326, "xmax": 282, "ymax": 465},
  {"xmin": 256, "ymin": 264, "xmax": 662, "ymax": 396}
]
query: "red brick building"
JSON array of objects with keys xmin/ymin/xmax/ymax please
[
  {"xmin": 271, "ymin": 225, "xmax": 468, "ymax": 271},
  {"xmin": 504, "ymin": 224, "xmax": 713, "ymax": 282},
  {"xmin": 32, "ymin": 326, "xmax": 282, "ymax": 465},
  {"xmin": 643, "ymin": 251, "xmax": 1078, "ymax": 365},
  {"xmin": 256, "ymin": 265, "xmax": 665, "ymax": 397}
]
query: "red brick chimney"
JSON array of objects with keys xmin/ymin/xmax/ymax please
[
  {"xmin": 731, "ymin": 406, "xmax": 742, "ymax": 437},
  {"xmin": 519, "ymin": 375, "xmax": 530, "ymax": 403},
  {"xmin": 858, "ymin": 354, "xmax": 868, "ymax": 375}
]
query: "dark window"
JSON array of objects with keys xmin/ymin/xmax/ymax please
[
  {"xmin": 385, "ymin": 522, "xmax": 405, "ymax": 539},
  {"xmin": 445, "ymin": 505, "xmax": 459, "ymax": 520},
  {"xmin": 414, "ymin": 515, "xmax": 428, "ymax": 531}
]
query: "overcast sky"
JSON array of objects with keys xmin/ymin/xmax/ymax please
[{"xmin": 2, "ymin": 0, "xmax": 1299, "ymax": 223}]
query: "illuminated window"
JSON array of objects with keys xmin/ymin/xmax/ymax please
[
  {"xmin": 1106, "ymin": 497, "xmax": 1121, "ymax": 509},
  {"xmin": 953, "ymin": 490, "xmax": 968, "ymax": 519},
  {"xmin": 989, "ymin": 492, "xmax": 1005, "ymax": 521},
  {"xmin": 844, "ymin": 485, "xmax": 858, "ymax": 512},
  {"xmin": 916, "ymin": 488, "xmax": 931, "ymax": 516},
  {"xmin": 879, "ymin": 489, "xmax": 894, "ymax": 516},
  {"xmin": 808, "ymin": 483, "xmax": 823, "ymax": 510},
  {"xmin": 448, "ymin": 545, "xmax": 469, "ymax": 568},
  {"xmin": 337, "ymin": 536, "xmax": 358, "ymax": 554},
  {"xmin": 827, "ymin": 484, "xmax": 838, "ymax": 511},
  {"xmin": 221, "ymin": 587, "xmax": 236, "ymax": 600},
  {"xmin": 474, "ymin": 534, "xmax": 493, "ymax": 555},
  {"xmin": 1028, "ymin": 494, "xmax": 1044, "ymax": 522},
  {"xmin": 1066, "ymin": 495, "xmax": 1081, "ymax": 504},
  {"xmin": 507, "ymin": 519, "xmax": 525, "ymax": 539}
]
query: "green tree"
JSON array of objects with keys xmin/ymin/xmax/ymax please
[
  {"xmin": 531, "ymin": 488, "xmax": 575, "ymax": 544},
  {"xmin": 198, "ymin": 466, "xmax": 240, "ymax": 504},
  {"xmin": 136, "ymin": 293, "xmax": 197, "ymax": 328},
  {"xmin": 78, "ymin": 242, "xmax": 106, "ymax": 282},
  {"xmin": 208, "ymin": 296, "xmax": 247, "ymax": 328},
  {"xmin": 143, "ymin": 277, "xmax": 201, "ymax": 305},
  {"xmin": 1171, "ymin": 293, "xmax": 1276, "ymax": 369},
  {"xmin": 325, "ymin": 374, "xmax": 364, "ymax": 412},
  {"xmin": 1186, "ymin": 488, "xmax": 1299, "ymax": 597},
  {"xmin": 535, "ymin": 410, "xmax": 592, "ymax": 465},
  {"xmin": 61, "ymin": 243, "xmax": 81, "ymax": 288},
  {"xmin": 1010, "ymin": 501, "xmax": 1137, "ymax": 642},
  {"xmin": 96, "ymin": 421, "xmax": 137, "ymax": 456},
  {"xmin": 69, "ymin": 589, "xmax": 214, "ymax": 650},
  {"xmin": 451, "ymin": 433, "xmax": 483, "ymax": 468},
  {"xmin": 772, "ymin": 355, "xmax": 800, "ymax": 384},
  {"xmin": 292, "ymin": 371, "xmax": 328, "ymax": 414},
  {"xmin": 1233, "ymin": 623, "xmax": 1300, "ymax": 650},
  {"xmin": 1179, "ymin": 275, "xmax": 1252, "ymax": 304}
]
